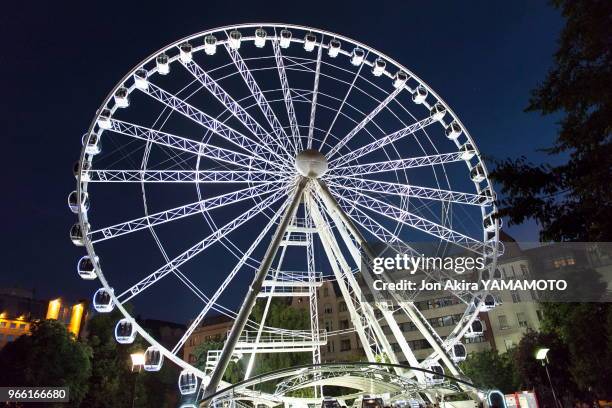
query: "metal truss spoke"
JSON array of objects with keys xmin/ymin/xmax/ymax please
[
  {"xmin": 307, "ymin": 42, "xmax": 323, "ymax": 149},
  {"xmin": 332, "ymin": 185, "xmax": 495, "ymax": 255},
  {"xmin": 140, "ymin": 82, "xmax": 288, "ymax": 168},
  {"xmin": 108, "ymin": 119, "xmax": 282, "ymax": 171},
  {"xmin": 330, "ymin": 151, "xmax": 469, "ymax": 178},
  {"xmin": 330, "ymin": 116, "xmax": 437, "ymax": 168},
  {"xmin": 180, "ymin": 58, "xmax": 293, "ymax": 159},
  {"xmin": 272, "ymin": 37, "xmax": 302, "ymax": 152},
  {"xmin": 90, "ymin": 182, "xmax": 283, "ymax": 243},
  {"xmin": 86, "ymin": 169, "xmax": 285, "ymax": 183},
  {"xmin": 116, "ymin": 189, "xmax": 287, "ymax": 304},
  {"xmin": 224, "ymin": 42, "xmax": 295, "ymax": 154},
  {"xmin": 326, "ymin": 86, "xmax": 403, "ymax": 159},
  {"xmin": 328, "ymin": 177, "xmax": 488, "ymax": 206},
  {"xmin": 171, "ymin": 202, "xmax": 288, "ymax": 355}
]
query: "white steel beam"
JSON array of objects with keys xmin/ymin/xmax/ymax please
[
  {"xmin": 307, "ymin": 43, "xmax": 323, "ymax": 149},
  {"xmin": 330, "ymin": 151, "xmax": 469, "ymax": 178},
  {"xmin": 272, "ymin": 37, "xmax": 302, "ymax": 152},
  {"xmin": 86, "ymin": 169, "xmax": 285, "ymax": 184}
]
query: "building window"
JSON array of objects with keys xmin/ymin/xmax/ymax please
[
  {"xmin": 327, "ymin": 340, "xmax": 335, "ymax": 353},
  {"xmin": 7, "ymin": 335, "xmax": 14, "ymax": 342},
  {"xmin": 339, "ymin": 301, "xmax": 347, "ymax": 312},
  {"xmin": 324, "ymin": 320, "xmax": 333, "ymax": 332},
  {"xmin": 465, "ymin": 335, "xmax": 486, "ymax": 344},
  {"xmin": 323, "ymin": 287, "xmax": 329, "ymax": 297},
  {"xmin": 340, "ymin": 339, "xmax": 351, "ymax": 351},
  {"xmin": 391, "ymin": 343, "xmax": 401, "ymax": 352},
  {"xmin": 517, "ymin": 312, "xmax": 528, "ymax": 328},
  {"xmin": 10, "ymin": 323, "xmax": 16, "ymax": 329},
  {"xmin": 504, "ymin": 339, "xmax": 514, "ymax": 351},
  {"xmin": 552, "ymin": 256, "xmax": 576, "ymax": 269},
  {"xmin": 520, "ymin": 264, "xmax": 529, "ymax": 276},
  {"xmin": 324, "ymin": 304, "xmax": 332, "ymax": 314},
  {"xmin": 498, "ymin": 315, "xmax": 509, "ymax": 329},
  {"xmin": 511, "ymin": 291, "xmax": 521, "ymax": 303},
  {"xmin": 19, "ymin": 324, "xmax": 26, "ymax": 330},
  {"xmin": 339, "ymin": 319, "xmax": 349, "ymax": 330}
]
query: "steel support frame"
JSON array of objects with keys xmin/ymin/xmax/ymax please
[{"xmin": 204, "ymin": 177, "xmax": 309, "ymax": 398}]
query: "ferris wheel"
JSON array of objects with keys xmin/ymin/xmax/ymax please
[{"xmin": 69, "ymin": 23, "xmax": 502, "ymax": 405}]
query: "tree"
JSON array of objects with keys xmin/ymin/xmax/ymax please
[
  {"xmin": 0, "ymin": 319, "xmax": 92, "ymax": 407},
  {"xmin": 489, "ymin": 0, "xmax": 612, "ymax": 242},
  {"xmin": 460, "ymin": 349, "xmax": 518, "ymax": 393}
]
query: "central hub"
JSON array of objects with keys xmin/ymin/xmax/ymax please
[{"xmin": 294, "ymin": 149, "xmax": 328, "ymax": 178}]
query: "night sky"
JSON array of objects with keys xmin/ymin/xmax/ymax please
[{"xmin": 2, "ymin": 1, "xmax": 563, "ymax": 323}]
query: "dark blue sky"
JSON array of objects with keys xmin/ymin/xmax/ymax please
[{"xmin": 1, "ymin": 1, "xmax": 563, "ymax": 322}]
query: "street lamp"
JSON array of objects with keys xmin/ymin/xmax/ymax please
[
  {"xmin": 129, "ymin": 352, "xmax": 145, "ymax": 408},
  {"xmin": 535, "ymin": 347, "xmax": 561, "ymax": 408}
]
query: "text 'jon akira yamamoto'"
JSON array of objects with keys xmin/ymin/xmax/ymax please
[{"xmin": 372, "ymin": 279, "xmax": 568, "ymax": 291}]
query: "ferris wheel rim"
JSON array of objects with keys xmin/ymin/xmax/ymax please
[{"xmin": 73, "ymin": 22, "xmax": 502, "ymax": 391}]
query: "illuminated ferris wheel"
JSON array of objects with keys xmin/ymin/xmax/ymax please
[{"xmin": 69, "ymin": 23, "xmax": 502, "ymax": 406}]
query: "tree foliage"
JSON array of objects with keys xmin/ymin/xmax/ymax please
[
  {"xmin": 0, "ymin": 319, "xmax": 92, "ymax": 407},
  {"xmin": 489, "ymin": 0, "xmax": 612, "ymax": 242},
  {"xmin": 460, "ymin": 349, "xmax": 518, "ymax": 393}
]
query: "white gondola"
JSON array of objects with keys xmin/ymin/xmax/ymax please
[
  {"xmin": 328, "ymin": 39, "xmax": 341, "ymax": 57},
  {"xmin": 156, "ymin": 53, "xmax": 170, "ymax": 75},
  {"xmin": 479, "ymin": 187, "xmax": 495, "ymax": 204},
  {"xmin": 254, "ymin": 28, "xmax": 267, "ymax": 48},
  {"xmin": 70, "ymin": 222, "xmax": 89, "ymax": 246},
  {"xmin": 483, "ymin": 213, "xmax": 497, "ymax": 232},
  {"xmin": 465, "ymin": 318, "xmax": 484, "ymax": 338},
  {"xmin": 412, "ymin": 85, "xmax": 428, "ymax": 104},
  {"xmin": 303, "ymin": 32, "xmax": 316, "ymax": 52},
  {"xmin": 351, "ymin": 47, "xmax": 365, "ymax": 66},
  {"xmin": 279, "ymin": 29, "xmax": 292, "ymax": 48},
  {"xmin": 450, "ymin": 343, "xmax": 467, "ymax": 362},
  {"xmin": 73, "ymin": 160, "xmax": 91, "ymax": 182},
  {"xmin": 228, "ymin": 30, "xmax": 242, "ymax": 49},
  {"xmin": 393, "ymin": 71, "xmax": 408, "ymax": 88},
  {"xmin": 372, "ymin": 57, "xmax": 386, "ymax": 76},
  {"xmin": 470, "ymin": 163, "xmax": 485, "ymax": 183},
  {"xmin": 459, "ymin": 142, "xmax": 475, "ymax": 160},
  {"xmin": 134, "ymin": 68, "xmax": 148, "ymax": 90},
  {"xmin": 83, "ymin": 132, "xmax": 101, "ymax": 155},
  {"xmin": 93, "ymin": 287, "xmax": 114, "ymax": 313},
  {"xmin": 144, "ymin": 346, "xmax": 164, "ymax": 371},
  {"xmin": 114, "ymin": 87, "xmax": 129, "ymax": 108},
  {"xmin": 204, "ymin": 35, "xmax": 217, "ymax": 55},
  {"xmin": 425, "ymin": 364, "xmax": 444, "ymax": 385},
  {"xmin": 178, "ymin": 370, "xmax": 198, "ymax": 395},
  {"xmin": 77, "ymin": 255, "xmax": 97, "ymax": 280},
  {"xmin": 68, "ymin": 190, "xmax": 90, "ymax": 213},
  {"xmin": 115, "ymin": 318, "xmax": 137, "ymax": 344},
  {"xmin": 429, "ymin": 103, "xmax": 447, "ymax": 121},
  {"xmin": 97, "ymin": 108, "xmax": 112, "ymax": 129},
  {"xmin": 179, "ymin": 42, "xmax": 193, "ymax": 63},
  {"xmin": 445, "ymin": 121, "xmax": 462, "ymax": 140}
]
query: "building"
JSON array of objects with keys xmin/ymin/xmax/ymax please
[
  {"xmin": 0, "ymin": 287, "xmax": 88, "ymax": 348},
  {"xmin": 183, "ymin": 314, "xmax": 233, "ymax": 364}
]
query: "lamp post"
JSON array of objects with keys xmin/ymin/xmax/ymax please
[
  {"xmin": 535, "ymin": 348, "xmax": 561, "ymax": 408},
  {"xmin": 130, "ymin": 352, "xmax": 145, "ymax": 408}
]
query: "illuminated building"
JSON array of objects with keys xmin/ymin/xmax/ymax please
[{"xmin": 0, "ymin": 287, "xmax": 89, "ymax": 348}]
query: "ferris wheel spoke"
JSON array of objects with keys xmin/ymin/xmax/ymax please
[
  {"xmin": 140, "ymin": 82, "xmax": 288, "ymax": 168},
  {"xmin": 307, "ymin": 43, "xmax": 323, "ymax": 149},
  {"xmin": 107, "ymin": 119, "xmax": 284, "ymax": 172},
  {"xmin": 332, "ymin": 185, "xmax": 494, "ymax": 255},
  {"xmin": 179, "ymin": 58, "xmax": 293, "ymax": 160},
  {"xmin": 223, "ymin": 41, "xmax": 296, "ymax": 155},
  {"xmin": 116, "ymin": 189, "xmax": 287, "ymax": 304},
  {"xmin": 85, "ymin": 169, "xmax": 286, "ymax": 183},
  {"xmin": 171, "ymin": 200, "xmax": 288, "ymax": 355},
  {"xmin": 327, "ymin": 177, "xmax": 488, "ymax": 206},
  {"xmin": 329, "ymin": 116, "xmax": 437, "ymax": 168},
  {"xmin": 272, "ymin": 37, "xmax": 302, "ymax": 153},
  {"xmin": 330, "ymin": 193, "xmax": 475, "ymax": 302},
  {"xmin": 320, "ymin": 52, "xmax": 368, "ymax": 151},
  {"xmin": 326, "ymin": 86, "xmax": 404, "ymax": 159},
  {"xmin": 330, "ymin": 151, "xmax": 469, "ymax": 178},
  {"xmin": 89, "ymin": 182, "xmax": 284, "ymax": 243}
]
